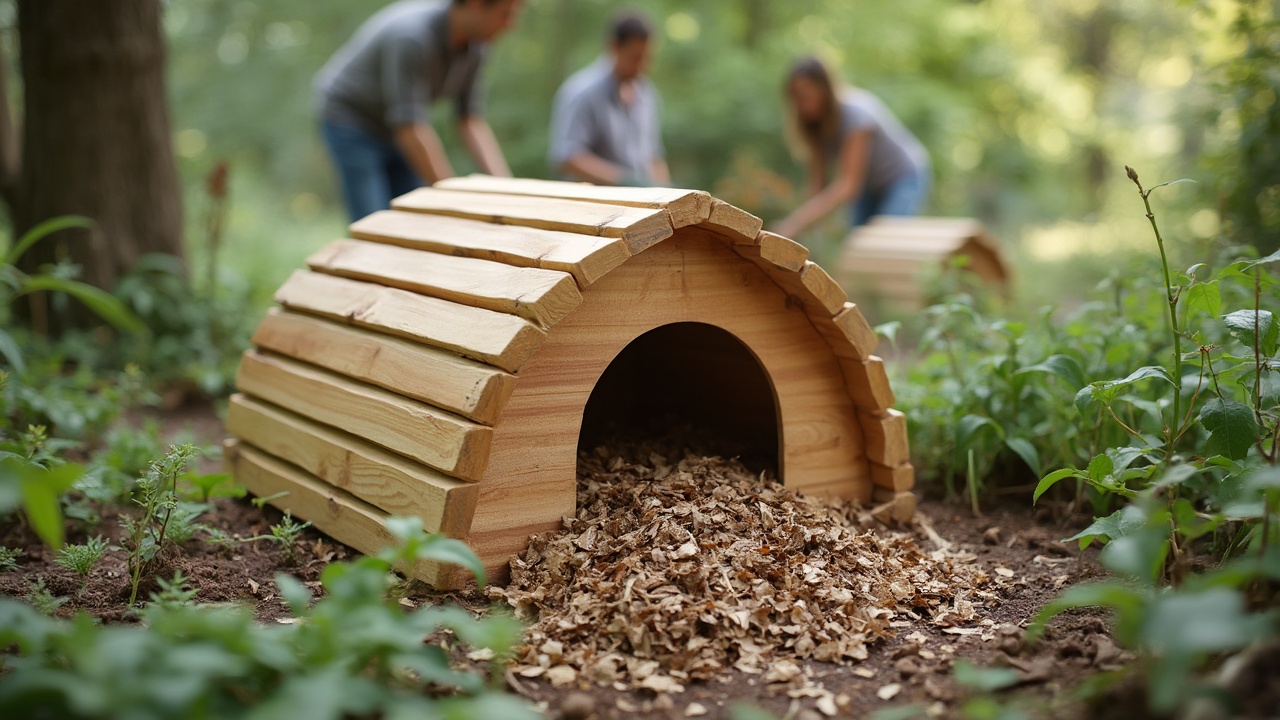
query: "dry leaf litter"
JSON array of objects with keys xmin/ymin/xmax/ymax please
[{"xmin": 491, "ymin": 440, "xmax": 994, "ymax": 704}]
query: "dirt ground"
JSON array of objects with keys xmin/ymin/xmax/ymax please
[{"xmin": 0, "ymin": 404, "xmax": 1133, "ymax": 719}]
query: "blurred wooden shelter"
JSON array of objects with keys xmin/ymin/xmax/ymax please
[{"xmin": 837, "ymin": 217, "xmax": 1010, "ymax": 310}]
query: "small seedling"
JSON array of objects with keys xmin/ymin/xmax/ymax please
[
  {"xmin": 121, "ymin": 443, "xmax": 201, "ymax": 606},
  {"xmin": 184, "ymin": 471, "xmax": 243, "ymax": 503},
  {"xmin": 0, "ymin": 546, "xmax": 23, "ymax": 572},
  {"xmin": 270, "ymin": 513, "xmax": 312, "ymax": 565},
  {"xmin": 148, "ymin": 570, "xmax": 198, "ymax": 609},
  {"xmin": 250, "ymin": 491, "xmax": 288, "ymax": 509},
  {"xmin": 53, "ymin": 535, "xmax": 109, "ymax": 595},
  {"xmin": 27, "ymin": 577, "xmax": 67, "ymax": 616}
]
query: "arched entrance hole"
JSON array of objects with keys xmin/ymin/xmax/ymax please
[{"xmin": 577, "ymin": 322, "xmax": 781, "ymax": 476}]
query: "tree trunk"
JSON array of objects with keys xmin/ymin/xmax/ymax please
[{"xmin": 12, "ymin": 0, "xmax": 183, "ymax": 311}]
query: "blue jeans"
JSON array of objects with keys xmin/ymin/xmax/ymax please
[
  {"xmin": 321, "ymin": 120, "xmax": 422, "ymax": 222},
  {"xmin": 851, "ymin": 168, "xmax": 931, "ymax": 228}
]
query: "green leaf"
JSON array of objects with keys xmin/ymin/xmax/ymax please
[
  {"xmin": 1182, "ymin": 283, "xmax": 1221, "ymax": 319},
  {"xmin": 1198, "ymin": 398, "xmax": 1258, "ymax": 461},
  {"xmin": 1033, "ymin": 468, "xmax": 1080, "ymax": 503},
  {"xmin": 1015, "ymin": 354, "xmax": 1085, "ymax": 391},
  {"xmin": 0, "ymin": 329, "xmax": 25, "ymax": 373},
  {"xmin": 1028, "ymin": 581, "xmax": 1143, "ymax": 643},
  {"xmin": 1004, "ymin": 437, "xmax": 1041, "ymax": 477},
  {"xmin": 953, "ymin": 659, "xmax": 1020, "ymax": 692},
  {"xmin": 1099, "ymin": 524, "xmax": 1169, "ymax": 584},
  {"xmin": 1222, "ymin": 309, "xmax": 1277, "ymax": 356},
  {"xmin": 1140, "ymin": 588, "xmax": 1269, "ymax": 655},
  {"xmin": 18, "ymin": 276, "xmax": 144, "ymax": 334},
  {"xmin": 3, "ymin": 215, "xmax": 93, "ymax": 266},
  {"xmin": 1064, "ymin": 504, "xmax": 1148, "ymax": 547},
  {"xmin": 1245, "ymin": 248, "xmax": 1280, "ymax": 268},
  {"xmin": 955, "ymin": 414, "xmax": 1002, "ymax": 454},
  {"xmin": 1145, "ymin": 177, "xmax": 1197, "ymax": 194},
  {"xmin": 275, "ymin": 573, "xmax": 312, "ymax": 616},
  {"xmin": 1087, "ymin": 454, "xmax": 1115, "ymax": 484},
  {"xmin": 417, "ymin": 536, "xmax": 486, "ymax": 586}
]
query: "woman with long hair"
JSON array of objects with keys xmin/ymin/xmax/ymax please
[{"xmin": 772, "ymin": 57, "xmax": 930, "ymax": 238}]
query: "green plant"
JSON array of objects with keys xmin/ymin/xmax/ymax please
[
  {"xmin": 0, "ymin": 517, "xmax": 536, "ymax": 719},
  {"xmin": 120, "ymin": 443, "xmax": 202, "ymax": 606},
  {"xmin": 270, "ymin": 513, "xmax": 312, "ymax": 565},
  {"xmin": 25, "ymin": 577, "xmax": 67, "ymax": 617},
  {"xmin": 148, "ymin": 570, "xmax": 199, "ymax": 609},
  {"xmin": 0, "ymin": 216, "xmax": 143, "ymax": 372},
  {"xmin": 1029, "ymin": 169, "xmax": 1280, "ymax": 713},
  {"xmin": 53, "ymin": 535, "xmax": 109, "ymax": 595},
  {"xmin": 0, "ymin": 546, "xmax": 22, "ymax": 572}
]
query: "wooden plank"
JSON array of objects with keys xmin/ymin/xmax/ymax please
[
  {"xmin": 799, "ymin": 262, "xmax": 848, "ymax": 316},
  {"xmin": 870, "ymin": 461, "xmax": 915, "ymax": 492},
  {"xmin": 309, "ymin": 240, "xmax": 582, "ymax": 328},
  {"xmin": 871, "ymin": 487, "xmax": 917, "ymax": 524},
  {"xmin": 433, "ymin": 175, "xmax": 713, "ymax": 229},
  {"xmin": 226, "ymin": 440, "xmax": 469, "ymax": 588},
  {"xmin": 704, "ymin": 199, "xmax": 764, "ymax": 243},
  {"xmin": 251, "ymin": 309, "xmax": 514, "ymax": 425},
  {"xmin": 858, "ymin": 408, "xmax": 910, "ymax": 467},
  {"xmin": 274, "ymin": 270, "xmax": 544, "ymax": 373},
  {"xmin": 393, "ymin": 187, "xmax": 673, "ymax": 255},
  {"xmin": 349, "ymin": 210, "xmax": 628, "ymax": 288},
  {"xmin": 757, "ymin": 231, "xmax": 810, "ymax": 271},
  {"xmin": 235, "ymin": 351, "xmax": 493, "ymax": 481},
  {"xmin": 834, "ymin": 303, "xmax": 880, "ymax": 360},
  {"xmin": 226, "ymin": 395, "xmax": 478, "ymax": 537},
  {"xmin": 840, "ymin": 355, "xmax": 896, "ymax": 411}
]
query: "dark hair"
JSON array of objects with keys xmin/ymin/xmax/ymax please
[
  {"xmin": 784, "ymin": 56, "xmax": 843, "ymax": 161},
  {"xmin": 609, "ymin": 10, "xmax": 653, "ymax": 46}
]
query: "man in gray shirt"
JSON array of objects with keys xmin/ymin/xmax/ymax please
[
  {"xmin": 549, "ymin": 11, "xmax": 669, "ymax": 187},
  {"xmin": 316, "ymin": 0, "xmax": 521, "ymax": 221}
]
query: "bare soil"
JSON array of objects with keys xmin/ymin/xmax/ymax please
[{"xmin": 0, "ymin": 403, "xmax": 1139, "ymax": 719}]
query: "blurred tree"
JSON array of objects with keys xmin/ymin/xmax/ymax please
[{"xmin": 3, "ymin": 0, "xmax": 183, "ymax": 326}]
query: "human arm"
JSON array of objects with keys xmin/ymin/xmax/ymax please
[
  {"xmin": 772, "ymin": 129, "xmax": 871, "ymax": 238},
  {"xmin": 649, "ymin": 158, "xmax": 670, "ymax": 186},
  {"xmin": 393, "ymin": 122, "xmax": 454, "ymax": 184},
  {"xmin": 459, "ymin": 116, "xmax": 511, "ymax": 177},
  {"xmin": 560, "ymin": 152, "xmax": 631, "ymax": 185}
]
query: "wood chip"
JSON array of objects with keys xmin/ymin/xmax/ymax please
[
  {"xmin": 685, "ymin": 702, "xmax": 709, "ymax": 716},
  {"xmin": 490, "ymin": 440, "xmax": 991, "ymax": 690},
  {"xmin": 877, "ymin": 683, "xmax": 903, "ymax": 700}
]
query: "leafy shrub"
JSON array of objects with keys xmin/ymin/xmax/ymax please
[
  {"xmin": 0, "ymin": 517, "xmax": 537, "ymax": 720},
  {"xmin": 1029, "ymin": 170, "xmax": 1280, "ymax": 712},
  {"xmin": 119, "ymin": 443, "xmax": 203, "ymax": 605}
]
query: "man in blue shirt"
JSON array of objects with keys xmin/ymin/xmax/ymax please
[
  {"xmin": 549, "ymin": 11, "xmax": 669, "ymax": 187},
  {"xmin": 316, "ymin": 0, "xmax": 522, "ymax": 221}
]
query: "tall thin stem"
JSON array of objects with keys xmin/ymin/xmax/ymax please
[{"xmin": 1127, "ymin": 166, "xmax": 1182, "ymax": 464}]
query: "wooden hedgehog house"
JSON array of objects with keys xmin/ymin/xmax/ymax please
[{"xmin": 224, "ymin": 176, "xmax": 915, "ymax": 588}]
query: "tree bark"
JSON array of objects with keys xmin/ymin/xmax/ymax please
[{"xmin": 13, "ymin": 0, "xmax": 183, "ymax": 306}]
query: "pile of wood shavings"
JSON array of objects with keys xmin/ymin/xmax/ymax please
[{"xmin": 491, "ymin": 442, "xmax": 992, "ymax": 695}]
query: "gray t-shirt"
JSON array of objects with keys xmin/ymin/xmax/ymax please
[
  {"xmin": 549, "ymin": 58, "xmax": 664, "ymax": 181},
  {"xmin": 827, "ymin": 90, "xmax": 929, "ymax": 192},
  {"xmin": 315, "ymin": 0, "xmax": 487, "ymax": 138}
]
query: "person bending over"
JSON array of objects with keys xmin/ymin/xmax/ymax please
[
  {"xmin": 316, "ymin": 0, "xmax": 522, "ymax": 221},
  {"xmin": 549, "ymin": 10, "xmax": 670, "ymax": 187},
  {"xmin": 773, "ymin": 56, "xmax": 930, "ymax": 238}
]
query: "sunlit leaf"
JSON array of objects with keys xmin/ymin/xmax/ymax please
[{"xmin": 3, "ymin": 215, "xmax": 93, "ymax": 266}]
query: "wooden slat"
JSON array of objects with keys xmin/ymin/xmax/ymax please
[
  {"xmin": 274, "ymin": 270, "xmax": 543, "ymax": 373},
  {"xmin": 757, "ymin": 231, "xmax": 810, "ymax": 271},
  {"xmin": 393, "ymin": 187, "xmax": 673, "ymax": 255},
  {"xmin": 433, "ymin": 175, "xmax": 713, "ymax": 229},
  {"xmin": 870, "ymin": 461, "xmax": 915, "ymax": 492},
  {"xmin": 349, "ymin": 210, "xmax": 628, "ymax": 288},
  {"xmin": 235, "ymin": 351, "xmax": 492, "ymax": 481},
  {"xmin": 871, "ymin": 487, "xmax": 917, "ymax": 524},
  {"xmin": 704, "ymin": 199, "xmax": 764, "ymax": 243},
  {"xmin": 841, "ymin": 356, "xmax": 896, "ymax": 411},
  {"xmin": 251, "ymin": 309, "xmax": 514, "ymax": 425},
  {"xmin": 226, "ymin": 395, "xmax": 478, "ymax": 537},
  {"xmin": 858, "ymin": 408, "xmax": 910, "ymax": 467},
  {"xmin": 226, "ymin": 440, "xmax": 468, "ymax": 588},
  {"xmin": 829, "ymin": 302, "xmax": 880, "ymax": 358},
  {"xmin": 309, "ymin": 240, "xmax": 582, "ymax": 328}
]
